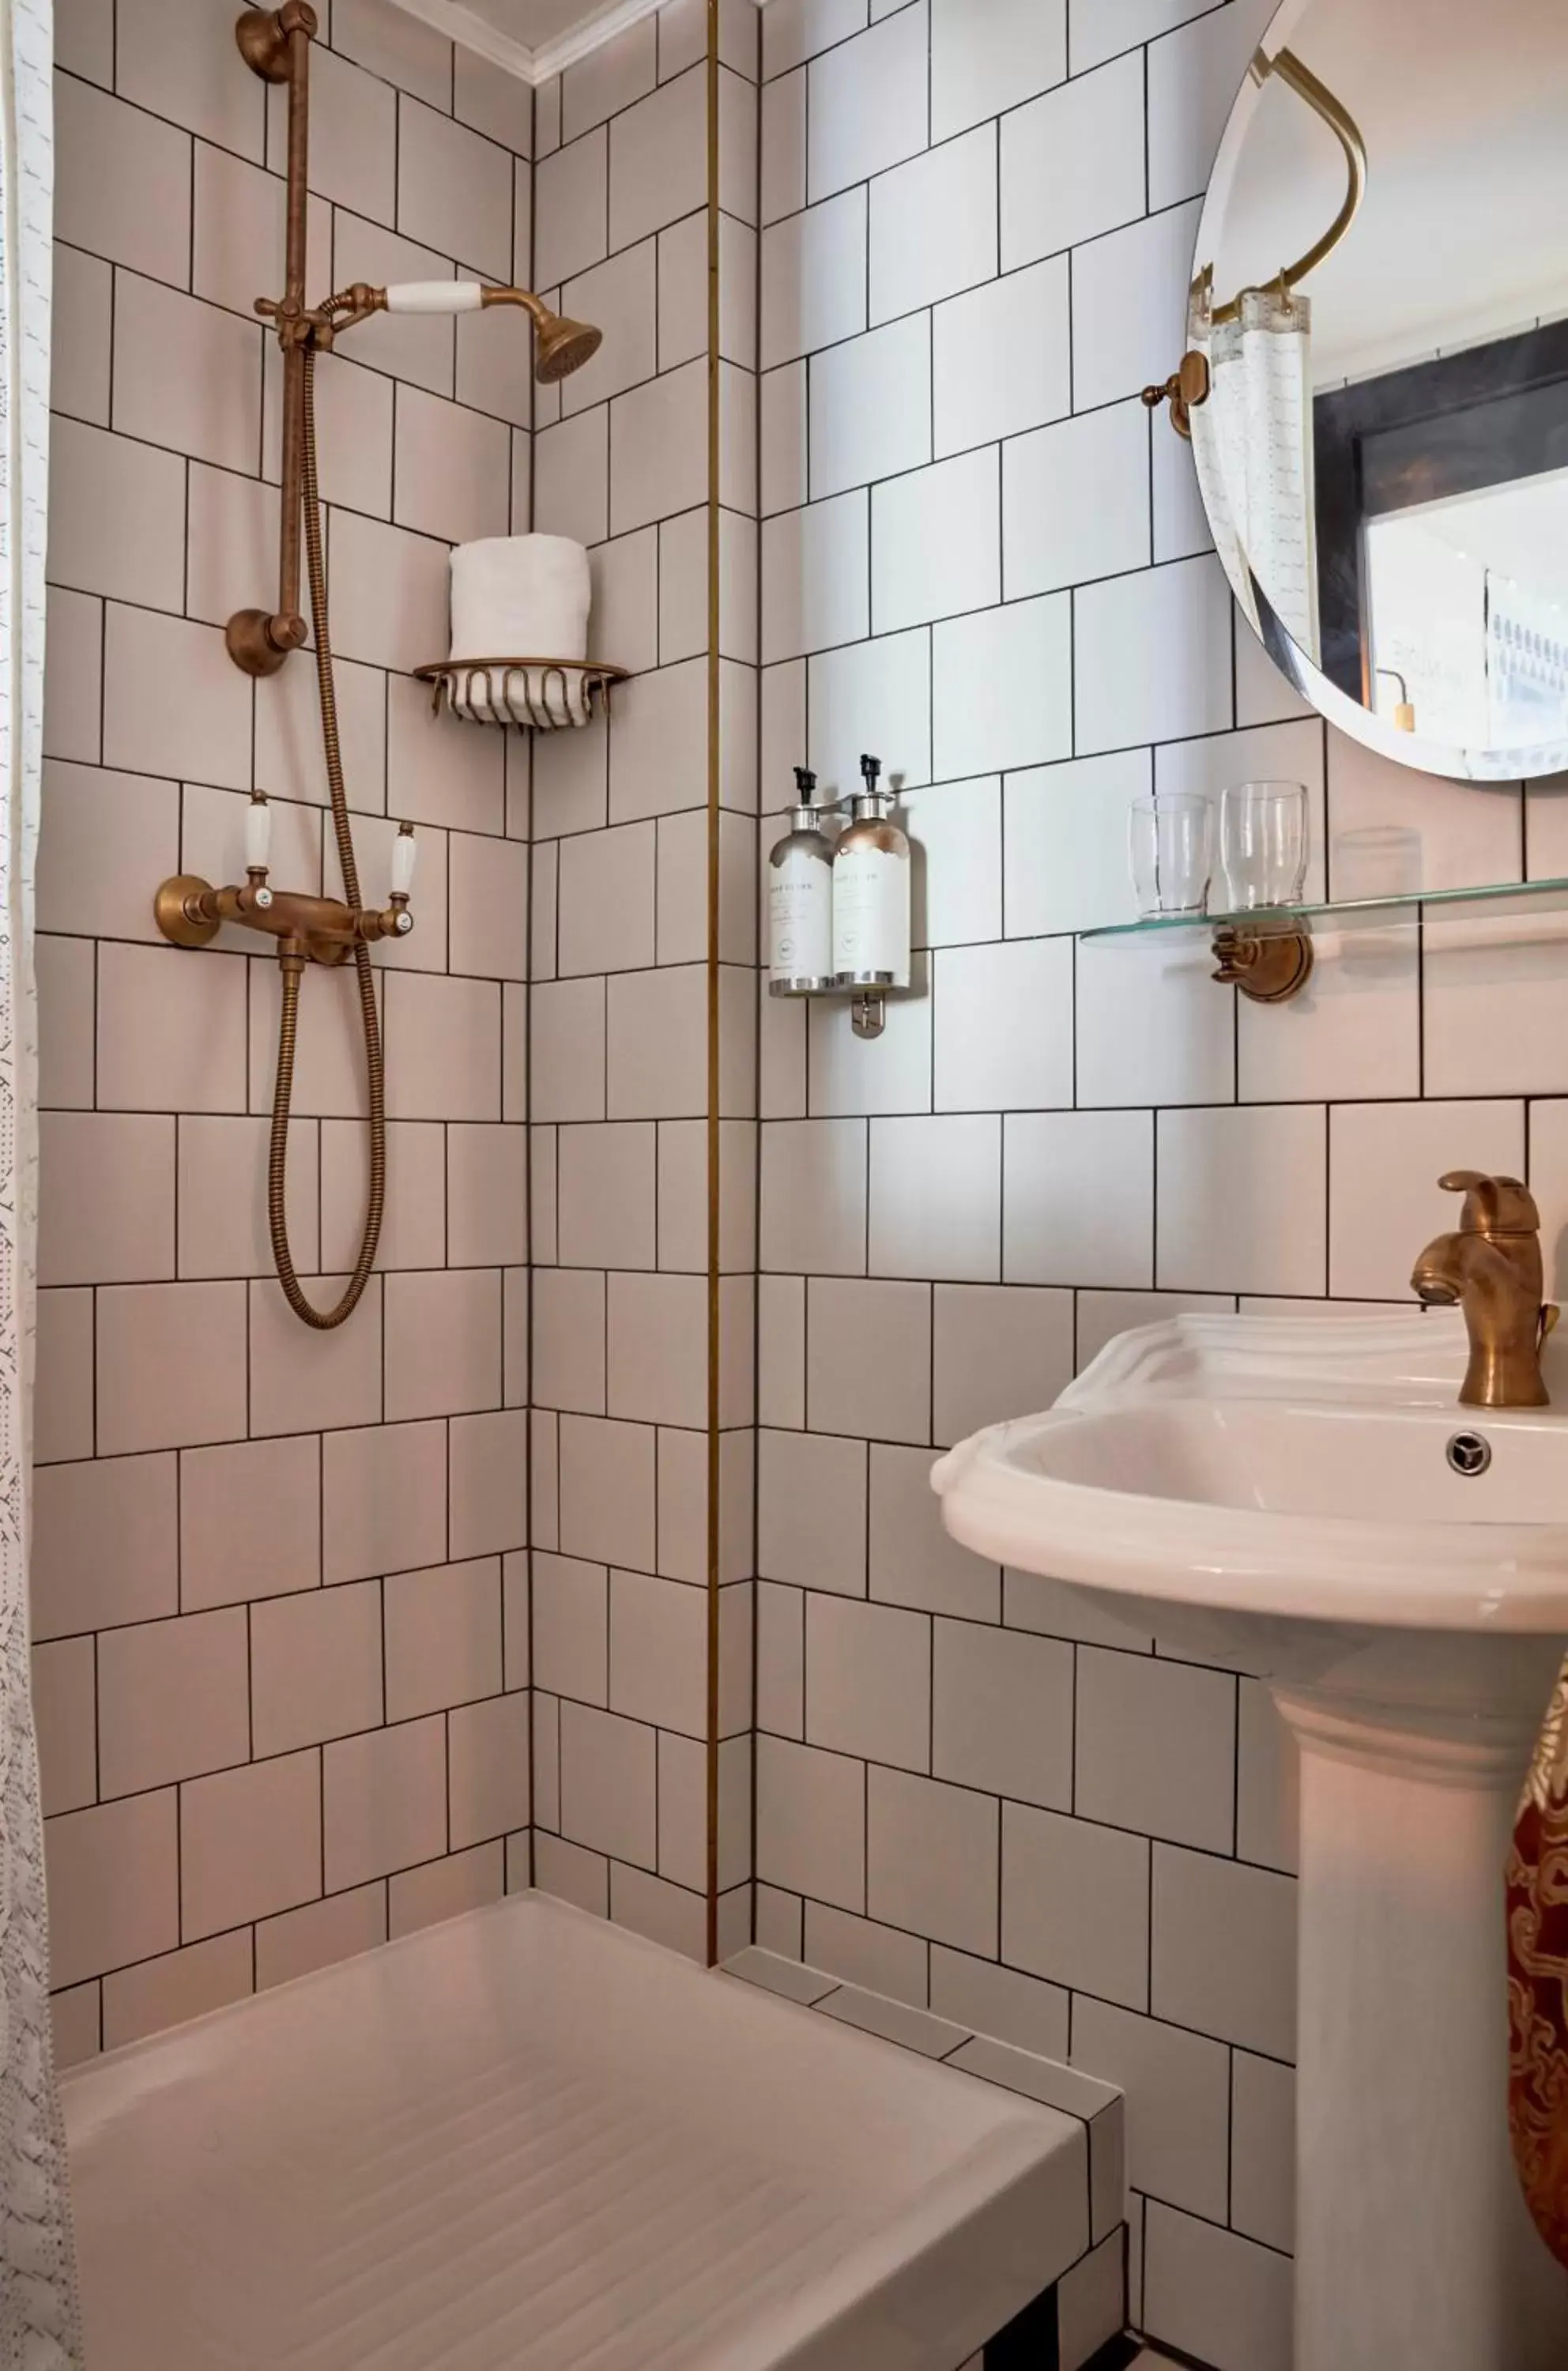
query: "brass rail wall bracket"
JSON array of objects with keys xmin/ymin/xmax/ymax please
[
  {"xmin": 1212, "ymin": 921, "xmax": 1314, "ymax": 1003},
  {"xmin": 1142, "ymin": 352, "xmax": 1212, "ymax": 440},
  {"xmin": 236, "ymin": 0, "xmax": 311, "ymax": 77}
]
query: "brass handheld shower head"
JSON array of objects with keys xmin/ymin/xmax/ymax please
[{"xmin": 361, "ymin": 284, "xmax": 602, "ymax": 383}]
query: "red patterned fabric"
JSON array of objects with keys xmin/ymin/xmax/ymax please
[{"xmin": 1509, "ymin": 1657, "xmax": 1568, "ymax": 2265}]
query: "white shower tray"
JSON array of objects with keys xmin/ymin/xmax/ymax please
[{"xmin": 62, "ymin": 1891, "xmax": 1092, "ymax": 2371}]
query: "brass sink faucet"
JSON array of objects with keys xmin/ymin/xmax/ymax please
[{"xmin": 1412, "ymin": 1170, "xmax": 1558, "ymax": 1408}]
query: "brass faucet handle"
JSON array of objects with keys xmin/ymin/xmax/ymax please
[{"xmin": 1438, "ymin": 1171, "xmax": 1541, "ymax": 1236}]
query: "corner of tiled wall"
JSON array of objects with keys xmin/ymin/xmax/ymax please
[
  {"xmin": 526, "ymin": 0, "xmax": 761, "ymax": 1965},
  {"xmin": 743, "ymin": 0, "xmax": 1568, "ymax": 2364},
  {"xmin": 40, "ymin": 0, "xmax": 534, "ymax": 2067}
]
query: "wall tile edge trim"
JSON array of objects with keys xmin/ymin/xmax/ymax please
[{"xmin": 723, "ymin": 1941, "xmax": 1133, "ymax": 2371}]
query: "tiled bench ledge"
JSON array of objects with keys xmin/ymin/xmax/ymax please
[{"xmin": 723, "ymin": 1947, "xmax": 1130, "ymax": 2371}]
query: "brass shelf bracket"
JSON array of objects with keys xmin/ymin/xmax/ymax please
[{"xmin": 1212, "ymin": 922, "xmax": 1315, "ymax": 1004}]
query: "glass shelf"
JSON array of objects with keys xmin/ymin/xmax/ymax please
[{"xmin": 1081, "ymin": 873, "xmax": 1568, "ymax": 940}]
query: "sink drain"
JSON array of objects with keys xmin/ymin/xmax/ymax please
[{"xmin": 1446, "ymin": 1431, "xmax": 1492, "ymax": 1478}]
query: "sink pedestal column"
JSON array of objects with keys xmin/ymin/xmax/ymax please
[{"xmin": 1279, "ymin": 1694, "xmax": 1568, "ymax": 2371}]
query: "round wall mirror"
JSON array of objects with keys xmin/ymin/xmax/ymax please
[{"xmin": 1188, "ymin": 0, "xmax": 1568, "ymax": 781}]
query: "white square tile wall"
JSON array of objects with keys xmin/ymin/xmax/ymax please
[
  {"xmin": 40, "ymin": 0, "xmax": 535, "ymax": 2068},
  {"xmin": 746, "ymin": 4, "xmax": 1567, "ymax": 2361},
  {"xmin": 523, "ymin": 6, "xmax": 761, "ymax": 1973},
  {"xmin": 43, "ymin": 4, "xmax": 1568, "ymax": 2359}
]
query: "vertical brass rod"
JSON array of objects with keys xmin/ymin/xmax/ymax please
[
  {"xmin": 276, "ymin": 21, "xmax": 311, "ymax": 638},
  {"xmin": 703, "ymin": 0, "xmax": 722, "ymax": 1970}
]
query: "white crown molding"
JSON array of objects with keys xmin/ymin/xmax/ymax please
[
  {"xmin": 381, "ymin": 0, "xmax": 538, "ymax": 81},
  {"xmin": 384, "ymin": 0, "xmax": 772, "ymax": 85},
  {"xmin": 382, "ymin": 0, "xmax": 669, "ymax": 85},
  {"xmin": 532, "ymin": 0, "xmax": 663, "ymax": 77}
]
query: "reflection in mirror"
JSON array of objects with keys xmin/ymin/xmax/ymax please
[{"xmin": 1189, "ymin": 0, "xmax": 1568, "ymax": 782}]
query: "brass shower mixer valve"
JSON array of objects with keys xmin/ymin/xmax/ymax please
[{"xmin": 155, "ymin": 795, "xmax": 416, "ymax": 970}]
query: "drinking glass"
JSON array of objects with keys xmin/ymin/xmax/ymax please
[
  {"xmin": 1129, "ymin": 792, "xmax": 1213, "ymax": 918},
  {"xmin": 1220, "ymin": 781, "xmax": 1310, "ymax": 910}
]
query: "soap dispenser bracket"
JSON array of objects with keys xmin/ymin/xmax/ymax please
[{"xmin": 850, "ymin": 993, "xmax": 886, "ymax": 1041}]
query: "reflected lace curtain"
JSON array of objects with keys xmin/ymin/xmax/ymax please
[
  {"xmin": 1190, "ymin": 278, "xmax": 1321, "ymax": 668},
  {"xmin": 0, "ymin": 0, "xmax": 83, "ymax": 2358}
]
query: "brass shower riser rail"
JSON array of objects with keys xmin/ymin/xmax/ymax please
[{"xmin": 150, "ymin": 4, "xmax": 603, "ymax": 1329}]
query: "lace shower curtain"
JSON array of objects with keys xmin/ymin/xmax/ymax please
[
  {"xmin": 1190, "ymin": 280, "xmax": 1321, "ymax": 668},
  {"xmin": 0, "ymin": 0, "xmax": 82, "ymax": 2358}
]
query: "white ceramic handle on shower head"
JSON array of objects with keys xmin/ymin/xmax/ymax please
[
  {"xmin": 391, "ymin": 827, "xmax": 417, "ymax": 897},
  {"xmin": 383, "ymin": 282, "xmax": 485, "ymax": 315},
  {"xmin": 246, "ymin": 793, "xmax": 271, "ymax": 872}
]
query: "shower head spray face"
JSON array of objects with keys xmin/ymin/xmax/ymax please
[{"xmin": 532, "ymin": 311, "xmax": 603, "ymax": 383}]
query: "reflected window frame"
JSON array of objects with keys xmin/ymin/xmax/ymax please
[{"xmin": 1314, "ymin": 318, "xmax": 1568, "ymax": 708}]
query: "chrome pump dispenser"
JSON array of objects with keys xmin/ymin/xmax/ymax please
[
  {"xmin": 831, "ymin": 753, "xmax": 910, "ymax": 990},
  {"xmin": 767, "ymin": 767, "xmax": 835, "ymax": 996}
]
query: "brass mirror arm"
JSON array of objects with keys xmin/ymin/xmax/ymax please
[
  {"xmin": 1210, "ymin": 45, "xmax": 1366, "ymax": 326},
  {"xmin": 1146, "ymin": 45, "xmax": 1367, "ymax": 433}
]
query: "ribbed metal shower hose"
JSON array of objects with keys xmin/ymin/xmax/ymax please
[{"xmin": 267, "ymin": 327, "xmax": 386, "ymax": 1329}]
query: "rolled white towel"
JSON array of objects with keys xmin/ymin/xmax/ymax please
[{"xmin": 450, "ymin": 535, "xmax": 594, "ymax": 728}]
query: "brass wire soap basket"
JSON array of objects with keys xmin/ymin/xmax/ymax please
[{"xmin": 414, "ymin": 658, "xmax": 628, "ymax": 730}]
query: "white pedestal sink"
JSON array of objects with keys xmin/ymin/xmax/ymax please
[{"xmin": 933, "ymin": 1310, "xmax": 1568, "ymax": 2371}]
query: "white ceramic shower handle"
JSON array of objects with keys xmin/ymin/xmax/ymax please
[
  {"xmin": 391, "ymin": 827, "xmax": 417, "ymax": 898},
  {"xmin": 383, "ymin": 282, "xmax": 484, "ymax": 316},
  {"xmin": 246, "ymin": 793, "xmax": 271, "ymax": 872}
]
